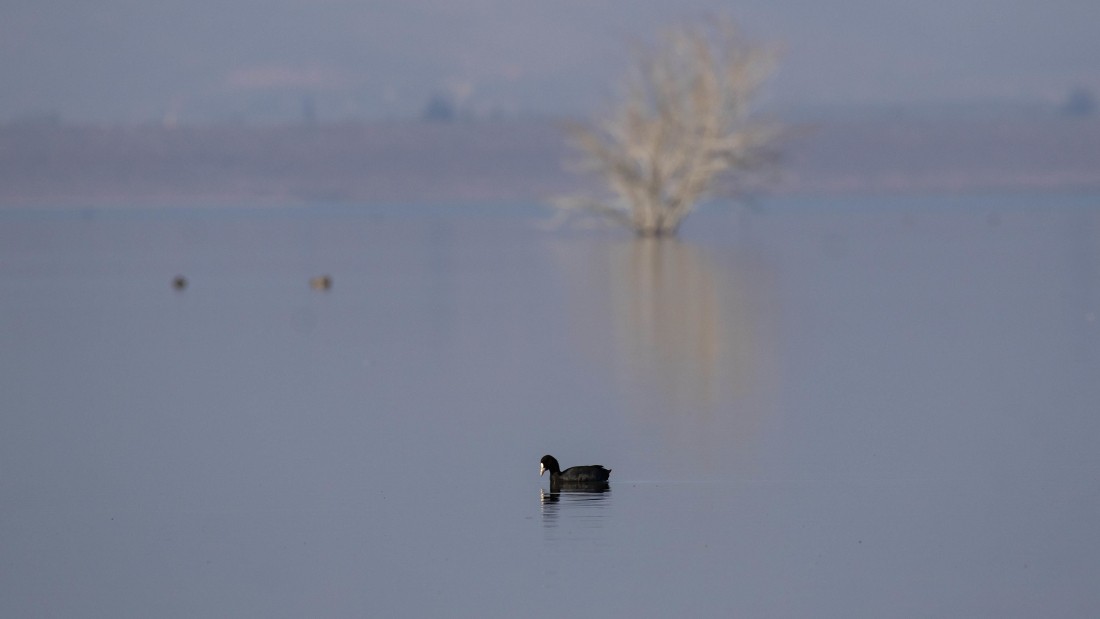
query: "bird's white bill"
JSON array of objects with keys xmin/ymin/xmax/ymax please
[{"xmin": 540, "ymin": 463, "xmax": 546, "ymax": 476}]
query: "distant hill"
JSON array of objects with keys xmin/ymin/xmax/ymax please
[{"xmin": 2, "ymin": 115, "xmax": 1098, "ymax": 207}]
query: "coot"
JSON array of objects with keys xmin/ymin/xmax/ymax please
[{"xmin": 539, "ymin": 455, "xmax": 611, "ymax": 483}]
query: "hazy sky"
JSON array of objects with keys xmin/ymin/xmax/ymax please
[{"xmin": 3, "ymin": 0, "xmax": 1098, "ymax": 123}]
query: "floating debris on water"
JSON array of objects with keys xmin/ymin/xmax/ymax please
[{"xmin": 310, "ymin": 275, "xmax": 332, "ymax": 291}]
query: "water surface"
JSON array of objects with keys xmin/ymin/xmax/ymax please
[{"xmin": 2, "ymin": 195, "xmax": 1098, "ymax": 617}]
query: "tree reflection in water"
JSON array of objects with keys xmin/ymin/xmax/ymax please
[{"xmin": 554, "ymin": 234, "xmax": 778, "ymax": 477}]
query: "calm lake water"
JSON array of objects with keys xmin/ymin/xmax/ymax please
[{"xmin": 2, "ymin": 193, "xmax": 1099, "ymax": 617}]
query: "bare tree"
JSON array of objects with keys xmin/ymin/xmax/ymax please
[{"xmin": 556, "ymin": 20, "xmax": 781, "ymax": 236}]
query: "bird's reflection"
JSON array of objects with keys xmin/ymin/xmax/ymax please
[
  {"xmin": 542, "ymin": 481, "xmax": 610, "ymax": 499},
  {"xmin": 540, "ymin": 484, "xmax": 610, "ymax": 529}
]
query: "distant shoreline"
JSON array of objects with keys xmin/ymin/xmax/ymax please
[{"xmin": 3, "ymin": 116, "xmax": 1098, "ymax": 207}]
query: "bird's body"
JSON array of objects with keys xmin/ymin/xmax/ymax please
[{"xmin": 540, "ymin": 454, "xmax": 611, "ymax": 484}]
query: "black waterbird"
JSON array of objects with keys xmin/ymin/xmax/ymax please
[{"xmin": 539, "ymin": 454, "xmax": 611, "ymax": 489}]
